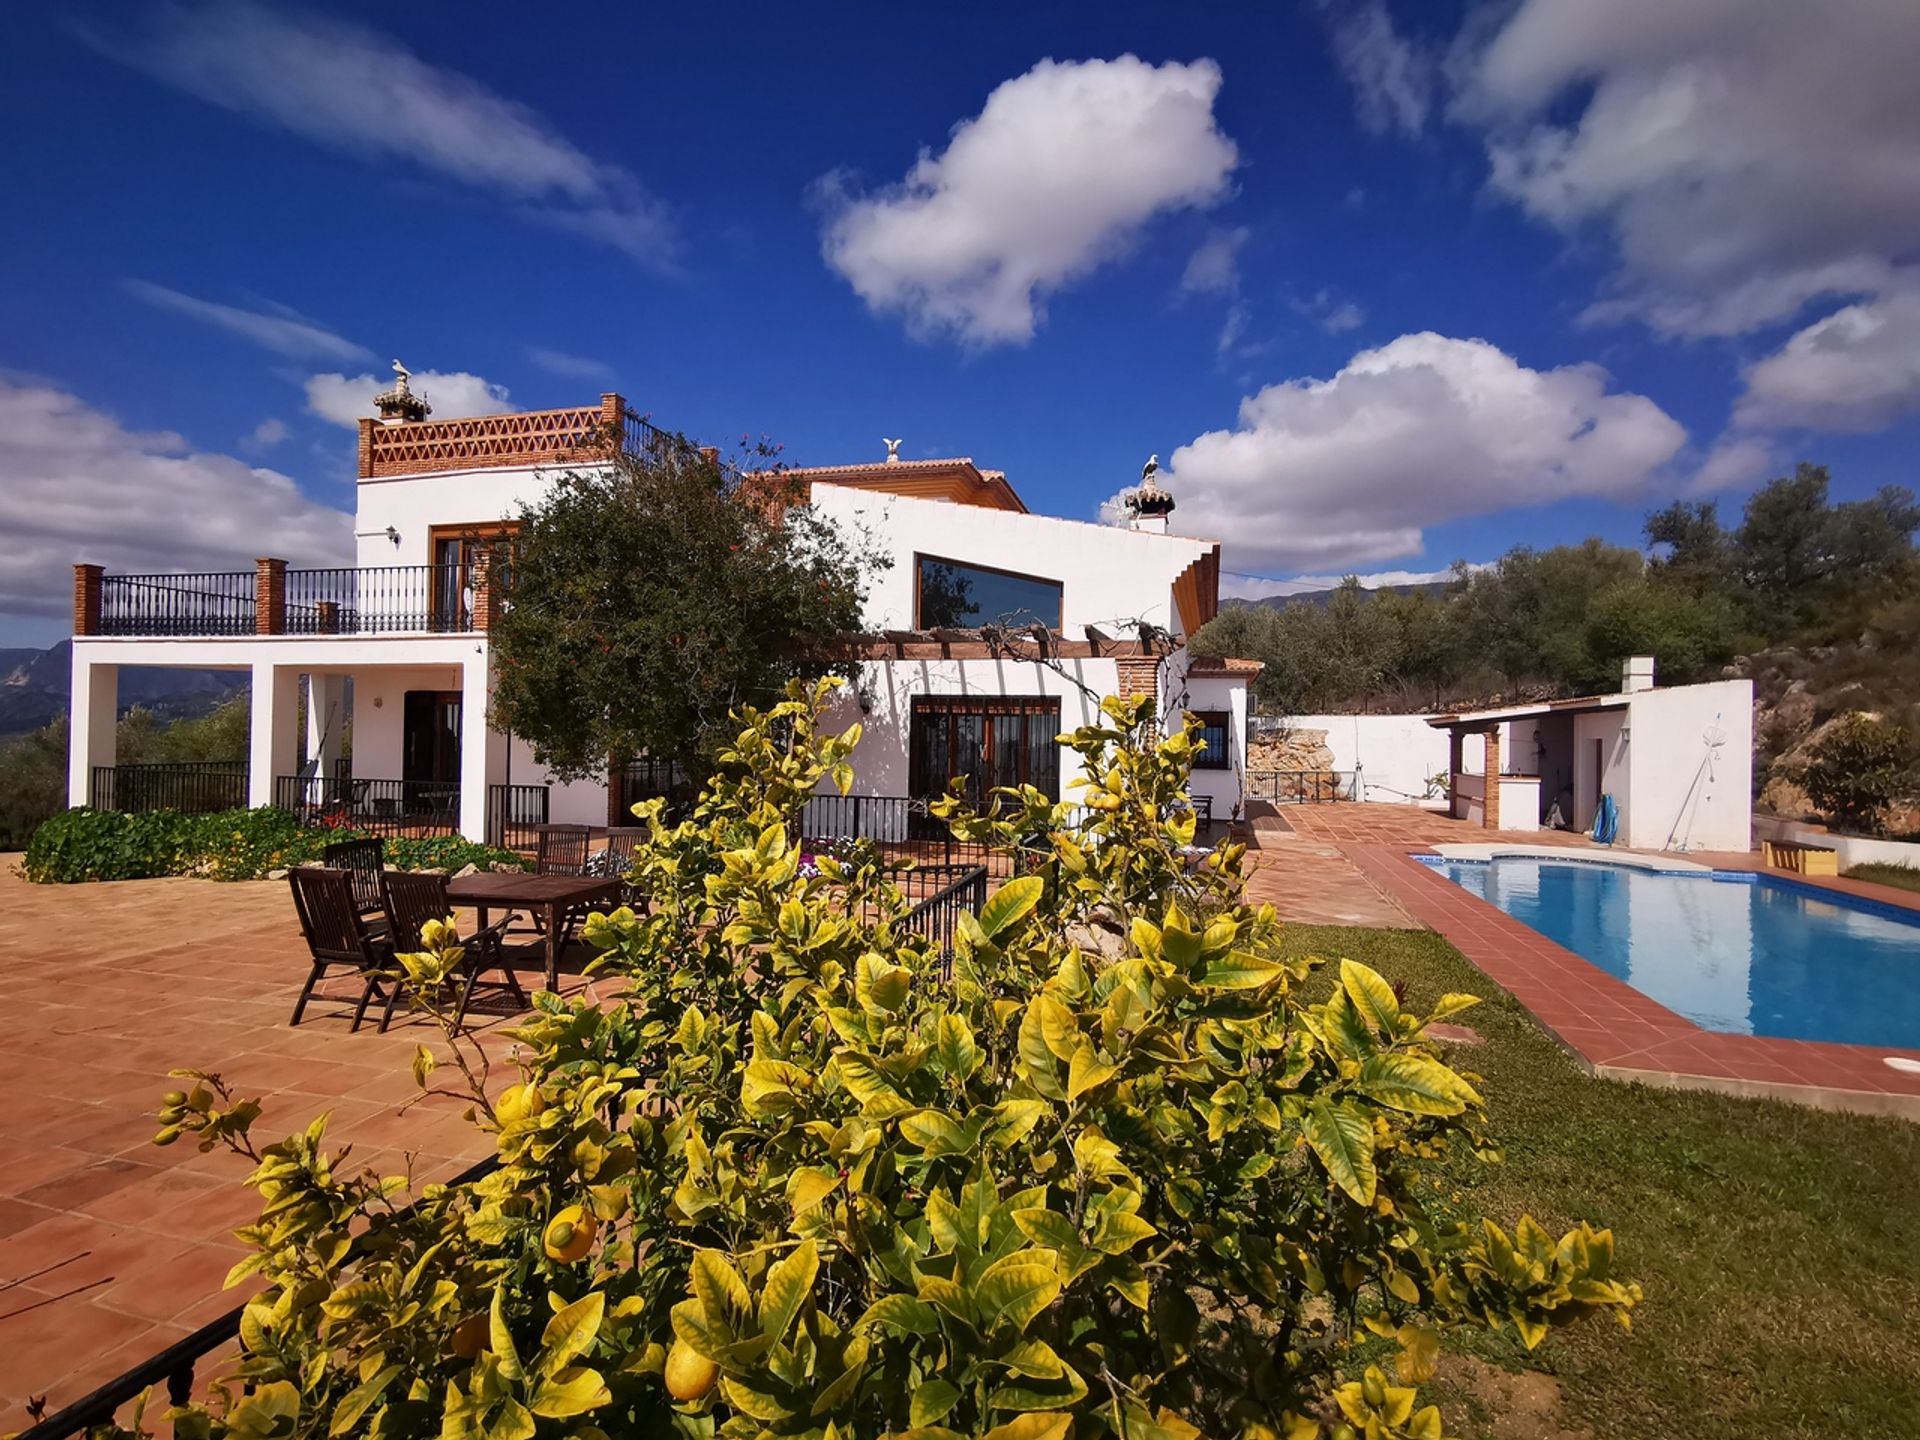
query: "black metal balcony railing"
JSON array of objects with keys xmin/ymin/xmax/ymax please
[
  {"xmin": 98, "ymin": 572, "xmax": 255, "ymax": 636},
  {"xmin": 274, "ymin": 773, "xmax": 462, "ymax": 837},
  {"xmin": 89, "ymin": 762, "xmax": 249, "ymax": 814},
  {"xmin": 284, "ymin": 565, "xmax": 472, "ymax": 634},
  {"xmin": 97, "ymin": 565, "xmax": 476, "ymax": 638},
  {"xmin": 485, "ymin": 782, "xmax": 550, "ymax": 852},
  {"xmin": 899, "ymin": 864, "xmax": 989, "ymax": 979}
]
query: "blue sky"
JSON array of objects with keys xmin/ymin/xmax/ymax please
[{"xmin": 4, "ymin": 0, "xmax": 1919, "ymax": 644}]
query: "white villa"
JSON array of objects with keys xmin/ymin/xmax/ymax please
[{"xmin": 67, "ymin": 382, "xmax": 1255, "ymax": 844}]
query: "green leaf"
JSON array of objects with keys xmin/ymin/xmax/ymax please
[
  {"xmin": 1427, "ymin": 992, "xmax": 1482, "ymax": 1022},
  {"xmin": 975, "ymin": 1254, "xmax": 1062, "ymax": 1334},
  {"xmin": 987, "ymin": 1098, "xmax": 1049, "ymax": 1150},
  {"xmin": 912, "ymin": 1379, "xmax": 962, "ymax": 1428},
  {"xmin": 485, "ymin": 1398, "xmax": 536, "ymax": 1440},
  {"xmin": 1066, "ymin": 1041, "xmax": 1118, "ymax": 1102},
  {"xmin": 759, "ymin": 1239, "xmax": 818, "ymax": 1340},
  {"xmin": 1356, "ymin": 1053, "xmax": 1483, "ymax": 1117},
  {"xmin": 1198, "ymin": 953, "xmax": 1289, "ymax": 990},
  {"xmin": 982, "ymin": 1413, "xmax": 1072, "ymax": 1440},
  {"xmin": 977, "ymin": 875, "xmax": 1045, "ymax": 940},
  {"xmin": 1303, "ymin": 1096, "xmax": 1377, "ymax": 1205},
  {"xmin": 329, "ymin": 1363, "xmax": 400, "ymax": 1436},
  {"xmin": 538, "ymin": 1291, "xmax": 605, "ymax": 1375},
  {"xmin": 490, "ymin": 1282, "xmax": 523, "ymax": 1381},
  {"xmin": 857, "ymin": 1293, "xmax": 941, "ymax": 1335},
  {"xmin": 934, "ymin": 1013, "xmax": 981, "ymax": 1080},
  {"xmin": 528, "ymin": 1367, "xmax": 611, "ymax": 1419},
  {"xmin": 856, "ymin": 953, "xmax": 913, "ymax": 1013},
  {"xmin": 691, "ymin": 1249, "xmax": 754, "ymax": 1330},
  {"xmin": 901, "ymin": 1109, "xmax": 973, "ymax": 1158},
  {"xmin": 787, "ymin": 1166, "xmax": 840, "ymax": 1217},
  {"xmin": 1341, "ymin": 959, "xmax": 1401, "ymax": 1036},
  {"xmin": 1018, "ymin": 998, "xmax": 1067, "ymax": 1101}
]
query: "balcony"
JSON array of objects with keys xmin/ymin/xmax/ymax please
[{"xmin": 75, "ymin": 561, "xmax": 492, "ymax": 639}]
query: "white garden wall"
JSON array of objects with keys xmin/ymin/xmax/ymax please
[{"xmin": 1273, "ymin": 713, "xmax": 1452, "ymax": 806}]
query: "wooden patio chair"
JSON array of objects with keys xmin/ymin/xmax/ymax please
[
  {"xmin": 600, "ymin": 826, "xmax": 648, "ymax": 908},
  {"xmin": 286, "ymin": 867, "xmax": 394, "ymax": 1030},
  {"xmin": 322, "ymin": 837, "xmax": 388, "ymax": 932},
  {"xmin": 381, "ymin": 869, "xmax": 530, "ymax": 1031},
  {"xmin": 534, "ymin": 824, "xmax": 592, "ymax": 876}
]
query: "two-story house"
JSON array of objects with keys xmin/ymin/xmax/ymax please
[{"xmin": 66, "ymin": 381, "xmax": 1256, "ymax": 844}]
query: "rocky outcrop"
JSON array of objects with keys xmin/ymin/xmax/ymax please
[{"xmin": 1248, "ymin": 727, "xmax": 1335, "ymax": 773}]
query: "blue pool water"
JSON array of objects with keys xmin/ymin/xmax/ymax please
[{"xmin": 1424, "ymin": 858, "xmax": 1920, "ymax": 1049}]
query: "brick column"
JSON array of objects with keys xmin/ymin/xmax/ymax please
[
  {"xmin": 73, "ymin": 564, "xmax": 103, "ymax": 636},
  {"xmin": 1482, "ymin": 729, "xmax": 1502, "ymax": 831},
  {"xmin": 1447, "ymin": 730, "xmax": 1463, "ymax": 817},
  {"xmin": 599, "ymin": 392, "xmax": 623, "ymax": 450},
  {"xmin": 255, "ymin": 558, "xmax": 287, "ymax": 635},
  {"xmin": 471, "ymin": 548, "xmax": 496, "ymax": 633},
  {"xmin": 356, "ymin": 418, "xmax": 375, "ymax": 479}
]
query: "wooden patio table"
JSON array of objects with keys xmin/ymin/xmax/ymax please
[{"xmin": 445, "ymin": 872, "xmax": 620, "ymax": 991}]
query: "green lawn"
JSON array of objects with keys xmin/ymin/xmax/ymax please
[
  {"xmin": 1280, "ymin": 925, "xmax": 1920, "ymax": 1440},
  {"xmin": 1845, "ymin": 862, "xmax": 1920, "ymax": 895}
]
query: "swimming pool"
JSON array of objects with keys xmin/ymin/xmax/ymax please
[{"xmin": 1422, "ymin": 857, "xmax": 1920, "ymax": 1049}]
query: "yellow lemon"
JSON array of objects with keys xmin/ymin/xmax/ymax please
[
  {"xmin": 543, "ymin": 1203, "xmax": 597, "ymax": 1263},
  {"xmin": 664, "ymin": 1339, "xmax": 719, "ymax": 1401}
]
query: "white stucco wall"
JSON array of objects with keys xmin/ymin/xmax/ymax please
[
  {"xmin": 817, "ymin": 656, "xmax": 1121, "ymax": 801},
  {"xmin": 353, "ymin": 462, "xmax": 611, "ymax": 568},
  {"xmin": 807, "ymin": 486, "xmax": 1216, "ymax": 640},
  {"xmin": 1624, "ymin": 679, "xmax": 1754, "ymax": 852},
  {"xmin": 1282, "ymin": 713, "xmax": 1451, "ymax": 805},
  {"xmin": 1572, "ymin": 709, "xmax": 1631, "ymax": 841}
]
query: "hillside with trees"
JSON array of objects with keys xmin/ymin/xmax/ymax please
[{"xmin": 1191, "ymin": 464, "xmax": 1920, "ymax": 834}]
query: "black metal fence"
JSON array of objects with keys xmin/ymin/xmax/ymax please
[
  {"xmin": 273, "ymin": 772, "xmax": 460, "ymax": 837},
  {"xmin": 612, "ymin": 758, "xmax": 695, "ymax": 822},
  {"xmin": 486, "ymin": 783, "xmax": 549, "ymax": 851},
  {"xmin": 88, "ymin": 762, "xmax": 249, "ymax": 814},
  {"xmin": 98, "ymin": 572, "xmax": 254, "ymax": 636},
  {"xmin": 1245, "ymin": 769, "xmax": 1355, "ymax": 805},
  {"xmin": 799, "ymin": 794, "xmax": 997, "ymax": 871},
  {"xmin": 284, "ymin": 564, "xmax": 472, "ymax": 634},
  {"xmin": 900, "ymin": 864, "xmax": 988, "ymax": 978}
]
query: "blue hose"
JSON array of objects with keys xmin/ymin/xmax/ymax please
[{"xmin": 1592, "ymin": 793, "xmax": 1619, "ymax": 845}]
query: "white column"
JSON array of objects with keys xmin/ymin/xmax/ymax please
[
  {"xmin": 248, "ymin": 662, "xmax": 302, "ymax": 809},
  {"xmin": 67, "ymin": 653, "xmax": 118, "ymax": 808},
  {"xmin": 458, "ymin": 648, "xmax": 492, "ymax": 842},
  {"xmin": 307, "ymin": 673, "xmax": 347, "ymax": 783}
]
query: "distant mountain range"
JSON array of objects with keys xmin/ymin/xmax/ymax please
[
  {"xmin": 0, "ymin": 642, "xmax": 246, "ymax": 738},
  {"xmin": 1223, "ymin": 579, "xmax": 1453, "ymax": 612}
]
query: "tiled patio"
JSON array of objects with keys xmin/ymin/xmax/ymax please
[{"xmin": 0, "ymin": 862, "xmax": 582, "ymax": 1424}]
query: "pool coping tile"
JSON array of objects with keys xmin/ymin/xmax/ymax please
[{"xmin": 1345, "ymin": 844, "xmax": 1920, "ymax": 1121}]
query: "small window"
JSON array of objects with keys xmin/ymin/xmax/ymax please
[
  {"xmin": 1190, "ymin": 710, "xmax": 1231, "ymax": 770},
  {"xmin": 916, "ymin": 555, "xmax": 1062, "ymax": 630}
]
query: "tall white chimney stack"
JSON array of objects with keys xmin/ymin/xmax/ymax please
[{"xmin": 1621, "ymin": 655, "xmax": 1656, "ymax": 693}]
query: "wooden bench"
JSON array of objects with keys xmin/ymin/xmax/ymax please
[{"xmin": 1762, "ymin": 839, "xmax": 1839, "ymax": 876}]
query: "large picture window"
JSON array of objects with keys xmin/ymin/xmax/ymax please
[
  {"xmin": 915, "ymin": 555, "xmax": 1062, "ymax": 630},
  {"xmin": 1190, "ymin": 710, "xmax": 1232, "ymax": 770},
  {"xmin": 908, "ymin": 697, "xmax": 1062, "ymax": 803}
]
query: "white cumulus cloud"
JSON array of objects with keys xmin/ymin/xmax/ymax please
[
  {"xmin": 305, "ymin": 371, "xmax": 513, "ymax": 429},
  {"xmin": 0, "ymin": 377, "xmax": 350, "ymax": 622},
  {"xmin": 1119, "ymin": 332, "xmax": 1686, "ymax": 573},
  {"xmin": 819, "ymin": 56, "xmax": 1239, "ymax": 345},
  {"xmin": 1736, "ymin": 285, "xmax": 1920, "ymax": 433},
  {"xmin": 87, "ymin": 0, "xmax": 677, "ymax": 269},
  {"xmin": 1455, "ymin": 0, "xmax": 1920, "ymax": 338}
]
